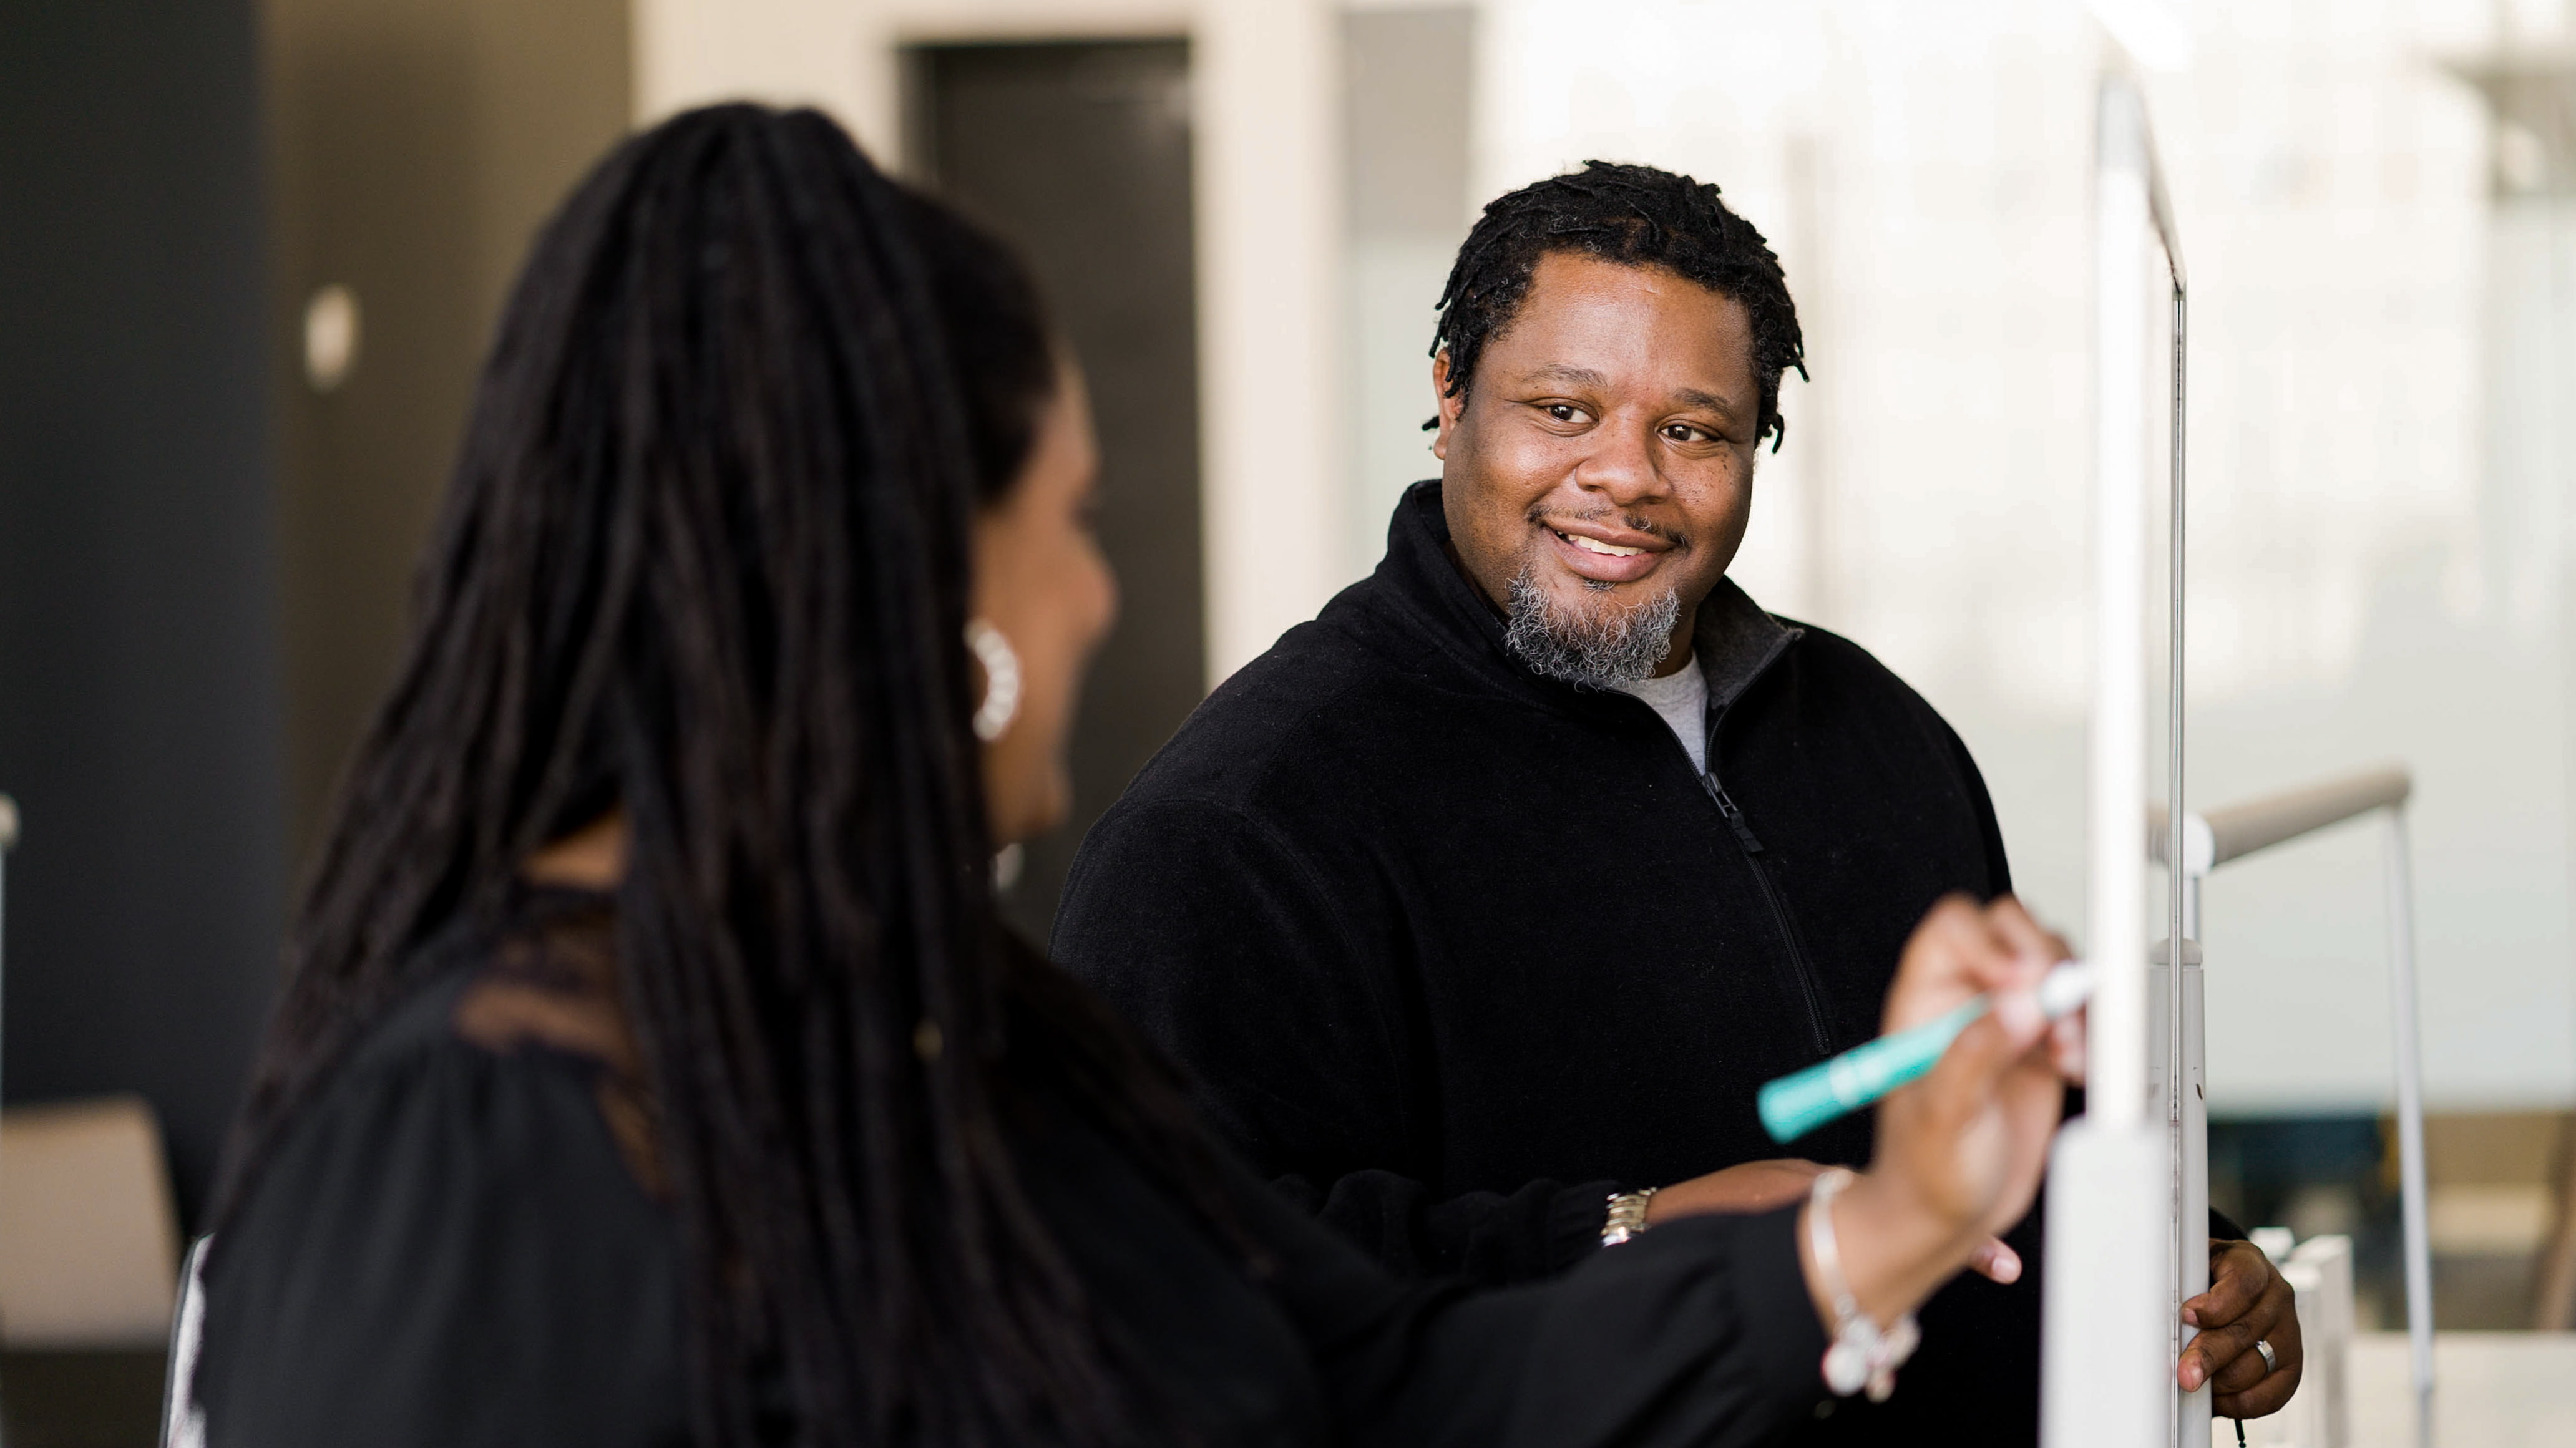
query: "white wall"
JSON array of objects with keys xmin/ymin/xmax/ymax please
[
  {"xmin": 630, "ymin": 0, "xmax": 1350, "ymax": 686},
  {"xmin": 1340, "ymin": 4, "xmax": 1475, "ymax": 578}
]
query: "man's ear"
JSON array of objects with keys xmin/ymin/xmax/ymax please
[{"xmin": 1429, "ymin": 350, "xmax": 1465, "ymax": 461}]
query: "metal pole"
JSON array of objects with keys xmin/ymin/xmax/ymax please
[
  {"xmin": 2165, "ymin": 278, "xmax": 2202, "ymax": 1448},
  {"xmin": 2159, "ymin": 771, "xmax": 2422, "ymax": 1443},
  {"xmin": 2197, "ymin": 766, "xmax": 2411, "ymax": 865},
  {"xmin": 2043, "ymin": 75, "xmax": 2168, "ymax": 1448},
  {"xmin": 2091, "ymin": 79, "xmax": 2150, "ymax": 1142},
  {"xmin": 2179, "ymin": 935, "xmax": 2210, "ymax": 1441},
  {"xmin": 2384, "ymin": 808, "xmax": 2434, "ymax": 1447}
]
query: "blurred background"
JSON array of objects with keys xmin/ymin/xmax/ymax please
[{"xmin": 3, "ymin": 0, "xmax": 2574, "ymax": 1439}]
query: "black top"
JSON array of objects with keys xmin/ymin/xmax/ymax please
[
  {"xmin": 1051, "ymin": 482, "xmax": 2030, "ymax": 1439},
  {"xmin": 187, "ymin": 905, "xmax": 1840, "ymax": 1447}
]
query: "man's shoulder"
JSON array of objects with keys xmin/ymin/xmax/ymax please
[
  {"xmin": 1120, "ymin": 610, "xmax": 1417, "ymax": 820},
  {"xmin": 1056, "ymin": 608, "xmax": 1438, "ymax": 949}
]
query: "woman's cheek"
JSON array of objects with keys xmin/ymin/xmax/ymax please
[{"xmin": 1083, "ymin": 537, "xmax": 1118, "ymax": 654}]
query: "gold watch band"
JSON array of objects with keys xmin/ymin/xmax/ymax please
[{"xmin": 1601, "ymin": 1187, "xmax": 1658, "ymax": 1246}]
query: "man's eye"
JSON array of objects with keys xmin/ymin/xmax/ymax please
[
  {"xmin": 1546, "ymin": 404, "xmax": 1579, "ymax": 422},
  {"xmin": 1664, "ymin": 423, "xmax": 1709, "ymax": 443}
]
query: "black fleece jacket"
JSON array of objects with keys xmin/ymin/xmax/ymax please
[{"xmin": 1055, "ymin": 482, "xmax": 2174, "ymax": 1441}]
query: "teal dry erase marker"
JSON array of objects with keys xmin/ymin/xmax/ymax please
[{"xmin": 1757, "ymin": 961, "xmax": 2094, "ymax": 1144}]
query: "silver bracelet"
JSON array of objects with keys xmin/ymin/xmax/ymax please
[
  {"xmin": 1601, "ymin": 1187, "xmax": 1657, "ymax": 1246},
  {"xmin": 1804, "ymin": 1167, "xmax": 1920, "ymax": 1402}
]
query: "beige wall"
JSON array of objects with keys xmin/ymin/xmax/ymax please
[
  {"xmin": 263, "ymin": 0, "xmax": 633, "ymax": 855},
  {"xmin": 632, "ymin": 0, "xmax": 1349, "ymax": 686}
]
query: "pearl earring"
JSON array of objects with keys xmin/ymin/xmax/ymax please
[{"xmin": 965, "ymin": 620, "xmax": 1021, "ymax": 742}]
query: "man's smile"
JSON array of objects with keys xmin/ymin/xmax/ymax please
[{"xmin": 1538, "ymin": 515, "xmax": 1679, "ymax": 586}]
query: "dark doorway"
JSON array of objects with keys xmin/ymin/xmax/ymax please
[
  {"xmin": 265, "ymin": 0, "xmax": 632, "ymax": 862},
  {"xmin": 906, "ymin": 40, "xmax": 1206, "ymax": 943},
  {"xmin": 0, "ymin": 0, "xmax": 283, "ymax": 1226}
]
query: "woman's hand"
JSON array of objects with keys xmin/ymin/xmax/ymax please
[
  {"xmin": 1803, "ymin": 895, "xmax": 2077, "ymax": 1328},
  {"xmin": 1648, "ymin": 1157, "xmax": 2028, "ymax": 1283}
]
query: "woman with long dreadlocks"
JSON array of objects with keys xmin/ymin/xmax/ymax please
[{"xmin": 175, "ymin": 105, "xmax": 2082, "ymax": 1447}]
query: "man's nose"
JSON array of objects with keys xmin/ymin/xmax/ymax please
[{"xmin": 1571, "ymin": 420, "xmax": 1667, "ymax": 507}]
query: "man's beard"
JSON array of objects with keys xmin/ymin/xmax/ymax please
[{"xmin": 1502, "ymin": 565, "xmax": 1682, "ymax": 691}]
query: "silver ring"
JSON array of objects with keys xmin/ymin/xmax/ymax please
[{"xmin": 2254, "ymin": 1338, "xmax": 2278, "ymax": 1374}]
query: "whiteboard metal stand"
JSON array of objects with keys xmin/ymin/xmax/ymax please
[
  {"xmin": 2155, "ymin": 768, "xmax": 2434, "ymax": 1448},
  {"xmin": 2042, "ymin": 72, "xmax": 2185, "ymax": 1448},
  {"xmin": 2046, "ymin": 66, "xmax": 2434, "ymax": 1448}
]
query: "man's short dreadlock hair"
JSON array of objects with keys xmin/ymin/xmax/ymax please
[{"xmin": 1431, "ymin": 160, "xmax": 1808, "ymax": 452}]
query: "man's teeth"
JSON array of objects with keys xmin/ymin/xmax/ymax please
[{"xmin": 1561, "ymin": 532, "xmax": 1645, "ymax": 557}]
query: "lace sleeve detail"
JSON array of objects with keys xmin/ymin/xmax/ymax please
[{"xmin": 450, "ymin": 892, "xmax": 664, "ymax": 1197}]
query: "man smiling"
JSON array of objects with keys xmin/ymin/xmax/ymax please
[{"xmin": 1053, "ymin": 163, "xmax": 2299, "ymax": 1437}]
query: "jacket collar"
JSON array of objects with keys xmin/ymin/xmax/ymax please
[{"xmin": 1364, "ymin": 480, "xmax": 1802, "ymax": 716}]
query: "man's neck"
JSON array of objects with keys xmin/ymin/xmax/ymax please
[{"xmin": 1649, "ymin": 610, "xmax": 1702, "ymax": 677}]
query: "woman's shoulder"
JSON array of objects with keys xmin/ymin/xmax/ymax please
[
  {"xmin": 268, "ymin": 898, "xmax": 663, "ymax": 1206},
  {"xmin": 192, "ymin": 910, "xmax": 688, "ymax": 1447}
]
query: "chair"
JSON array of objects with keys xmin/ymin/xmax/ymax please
[{"xmin": 0, "ymin": 1094, "xmax": 182, "ymax": 1346}]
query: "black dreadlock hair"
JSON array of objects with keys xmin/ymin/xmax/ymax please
[
  {"xmin": 1430, "ymin": 160, "xmax": 1808, "ymax": 452},
  {"xmin": 210, "ymin": 104, "xmax": 1236, "ymax": 1447}
]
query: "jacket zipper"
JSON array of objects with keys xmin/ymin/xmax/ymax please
[{"xmin": 1697, "ymin": 736, "xmax": 1835, "ymax": 1061}]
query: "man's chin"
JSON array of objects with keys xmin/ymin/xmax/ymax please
[{"xmin": 1502, "ymin": 563, "xmax": 1687, "ymax": 689}]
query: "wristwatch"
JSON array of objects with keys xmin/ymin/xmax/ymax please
[{"xmin": 1601, "ymin": 1187, "xmax": 1658, "ymax": 1246}]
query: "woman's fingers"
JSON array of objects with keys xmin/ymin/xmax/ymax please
[
  {"xmin": 1966, "ymin": 1235, "xmax": 2023, "ymax": 1284},
  {"xmin": 1871, "ymin": 894, "xmax": 2077, "ymax": 1263},
  {"xmin": 1886, "ymin": 896, "xmax": 2075, "ymax": 1132},
  {"xmin": 2049, "ymin": 1008, "xmax": 2088, "ymax": 1082},
  {"xmin": 1881, "ymin": 895, "xmax": 2000, "ymax": 1032},
  {"xmin": 1983, "ymin": 895, "xmax": 2068, "ymax": 972},
  {"xmin": 1885, "ymin": 893, "xmax": 2052, "ymax": 1034},
  {"xmin": 1978, "ymin": 896, "xmax": 2072, "ymax": 1046}
]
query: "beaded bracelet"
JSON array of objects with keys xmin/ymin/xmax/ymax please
[{"xmin": 1805, "ymin": 1167, "xmax": 1921, "ymax": 1402}]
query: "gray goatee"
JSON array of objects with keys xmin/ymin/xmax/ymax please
[{"xmin": 1502, "ymin": 565, "xmax": 1682, "ymax": 691}]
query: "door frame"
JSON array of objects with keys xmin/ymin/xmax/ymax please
[{"xmin": 632, "ymin": 0, "xmax": 1350, "ymax": 689}]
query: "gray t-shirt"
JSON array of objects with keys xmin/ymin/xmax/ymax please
[{"xmin": 1616, "ymin": 656, "xmax": 1709, "ymax": 775}]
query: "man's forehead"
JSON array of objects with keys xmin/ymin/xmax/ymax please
[
  {"xmin": 1526, "ymin": 250, "xmax": 1734, "ymax": 308},
  {"xmin": 1506, "ymin": 253, "xmax": 1745, "ymax": 341}
]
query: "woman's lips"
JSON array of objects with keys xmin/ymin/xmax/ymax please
[{"xmin": 1539, "ymin": 522, "xmax": 1669, "ymax": 584}]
